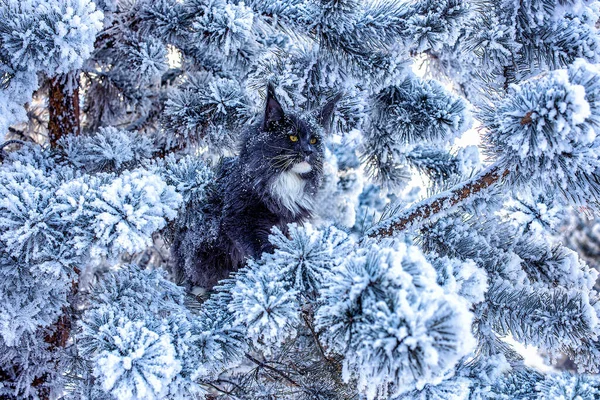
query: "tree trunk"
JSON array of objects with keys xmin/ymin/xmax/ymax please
[{"xmin": 48, "ymin": 74, "xmax": 80, "ymax": 147}]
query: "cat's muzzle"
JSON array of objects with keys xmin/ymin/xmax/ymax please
[{"xmin": 291, "ymin": 159, "xmax": 312, "ymax": 173}]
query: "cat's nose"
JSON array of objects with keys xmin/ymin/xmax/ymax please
[{"xmin": 304, "ymin": 146, "xmax": 314, "ymax": 156}]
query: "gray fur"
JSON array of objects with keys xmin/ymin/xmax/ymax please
[{"xmin": 170, "ymin": 86, "xmax": 339, "ymax": 289}]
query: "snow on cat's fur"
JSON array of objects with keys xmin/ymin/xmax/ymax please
[{"xmin": 171, "ymin": 85, "xmax": 340, "ymax": 289}]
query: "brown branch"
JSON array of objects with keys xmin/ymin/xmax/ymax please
[
  {"xmin": 48, "ymin": 74, "xmax": 80, "ymax": 148},
  {"xmin": 368, "ymin": 164, "xmax": 509, "ymax": 238}
]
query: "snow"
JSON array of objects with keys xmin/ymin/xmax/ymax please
[
  {"xmin": 3, "ymin": 0, "xmax": 103, "ymax": 75},
  {"xmin": 483, "ymin": 59, "xmax": 600, "ymax": 208},
  {"xmin": 92, "ymin": 169, "xmax": 182, "ymax": 255},
  {"xmin": 2, "ymin": 0, "xmax": 600, "ymax": 398},
  {"xmin": 230, "ymin": 266, "xmax": 300, "ymax": 350},
  {"xmin": 0, "ymin": 70, "xmax": 38, "ymax": 136},
  {"xmin": 316, "ymin": 240, "xmax": 477, "ymax": 398},
  {"xmin": 94, "ymin": 318, "xmax": 182, "ymax": 400}
]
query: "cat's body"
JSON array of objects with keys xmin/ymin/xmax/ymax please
[{"xmin": 171, "ymin": 86, "xmax": 339, "ymax": 289}]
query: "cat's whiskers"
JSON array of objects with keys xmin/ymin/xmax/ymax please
[
  {"xmin": 282, "ymin": 156, "xmax": 307, "ymax": 171},
  {"xmin": 268, "ymin": 151, "xmax": 295, "ymax": 160},
  {"xmin": 283, "ymin": 158, "xmax": 298, "ymax": 171},
  {"xmin": 270, "ymin": 156, "xmax": 294, "ymax": 169},
  {"xmin": 269, "ymin": 153, "xmax": 301, "ymax": 170}
]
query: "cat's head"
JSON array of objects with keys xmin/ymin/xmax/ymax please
[{"xmin": 242, "ymin": 84, "xmax": 339, "ymax": 177}]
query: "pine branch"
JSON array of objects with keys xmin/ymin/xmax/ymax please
[{"xmin": 367, "ymin": 164, "xmax": 509, "ymax": 238}]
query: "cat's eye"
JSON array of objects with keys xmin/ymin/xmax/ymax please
[
  {"xmin": 289, "ymin": 135, "xmax": 299, "ymax": 142},
  {"xmin": 309, "ymin": 137, "xmax": 318, "ymax": 144}
]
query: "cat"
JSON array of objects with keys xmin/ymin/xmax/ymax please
[{"xmin": 171, "ymin": 85, "xmax": 340, "ymax": 290}]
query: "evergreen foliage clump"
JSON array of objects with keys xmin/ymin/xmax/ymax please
[{"xmin": 2, "ymin": 0, "xmax": 600, "ymax": 399}]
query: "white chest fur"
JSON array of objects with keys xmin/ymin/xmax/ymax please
[{"xmin": 270, "ymin": 170, "xmax": 313, "ymax": 215}]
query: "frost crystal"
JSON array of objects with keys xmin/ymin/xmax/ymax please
[
  {"xmin": 3, "ymin": 0, "xmax": 600, "ymax": 398},
  {"xmin": 317, "ymin": 241, "xmax": 476, "ymax": 398},
  {"xmin": 0, "ymin": 0, "xmax": 103, "ymax": 74},
  {"xmin": 93, "ymin": 316, "xmax": 181, "ymax": 400},
  {"xmin": 59, "ymin": 127, "xmax": 155, "ymax": 173},
  {"xmin": 92, "ymin": 169, "xmax": 182, "ymax": 255},
  {"xmin": 483, "ymin": 60, "xmax": 600, "ymax": 206}
]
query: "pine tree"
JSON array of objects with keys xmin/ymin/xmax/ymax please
[{"xmin": 2, "ymin": 0, "xmax": 600, "ymax": 399}]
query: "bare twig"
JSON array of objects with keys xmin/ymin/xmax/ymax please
[
  {"xmin": 245, "ymin": 353, "xmax": 300, "ymax": 387},
  {"xmin": 205, "ymin": 381, "xmax": 235, "ymax": 396},
  {"xmin": 301, "ymin": 312, "xmax": 333, "ymax": 364},
  {"xmin": 0, "ymin": 139, "xmax": 26, "ymax": 150},
  {"xmin": 368, "ymin": 164, "xmax": 509, "ymax": 238},
  {"xmin": 0, "ymin": 139, "xmax": 26, "ymax": 162},
  {"xmin": 213, "ymin": 378, "xmax": 245, "ymax": 392}
]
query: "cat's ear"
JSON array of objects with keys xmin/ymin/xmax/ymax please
[
  {"xmin": 263, "ymin": 83, "xmax": 285, "ymax": 129},
  {"xmin": 317, "ymin": 93, "xmax": 342, "ymax": 133}
]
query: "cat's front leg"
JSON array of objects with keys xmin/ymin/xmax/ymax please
[
  {"xmin": 223, "ymin": 213, "xmax": 277, "ymax": 263},
  {"xmin": 246, "ymin": 225, "xmax": 276, "ymax": 259},
  {"xmin": 258, "ymin": 235, "xmax": 275, "ymax": 255}
]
